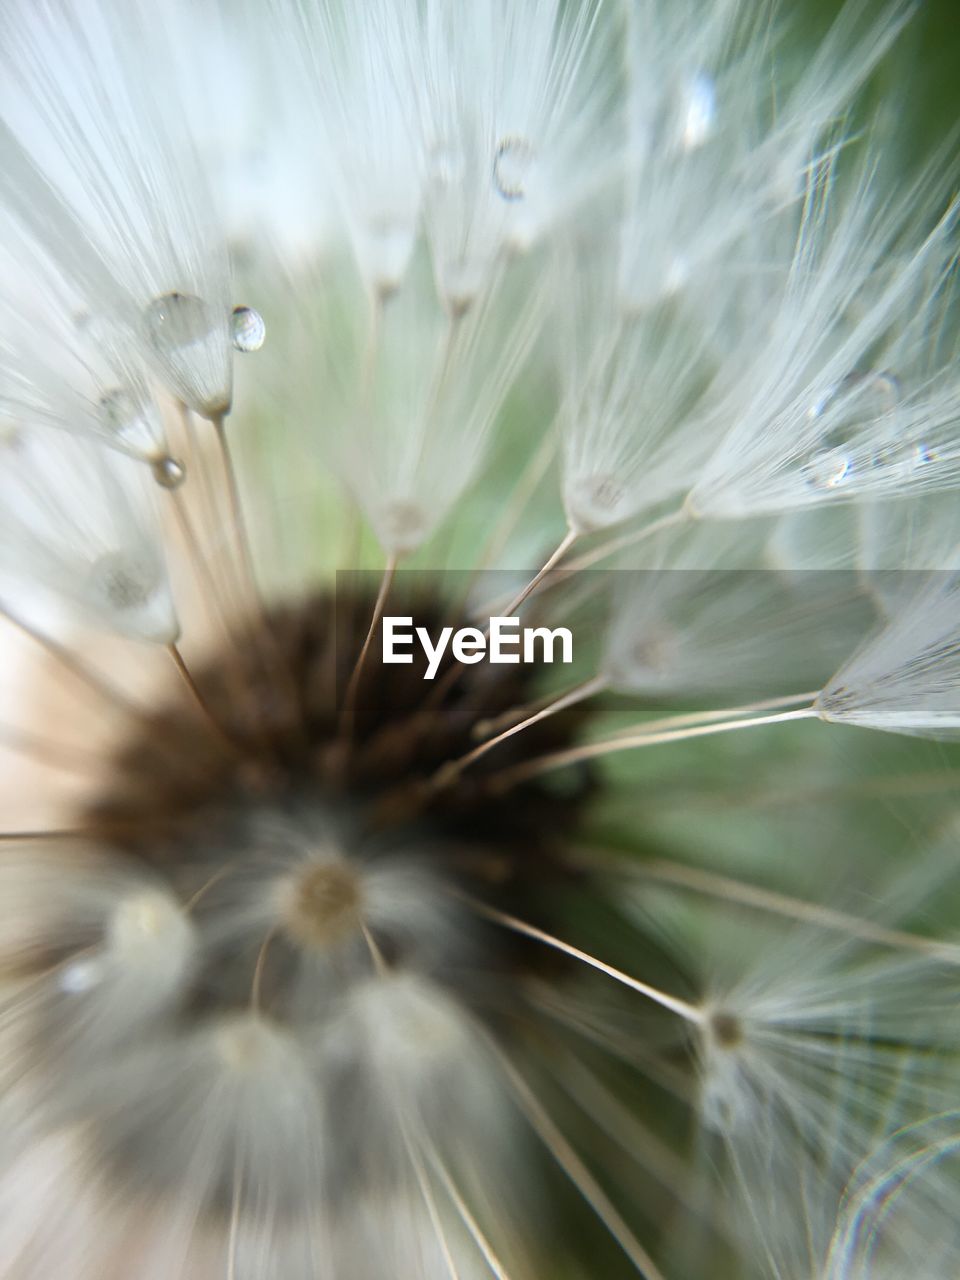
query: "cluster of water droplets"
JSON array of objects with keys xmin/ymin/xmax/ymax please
[
  {"xmin": 140, "ymin": 293, "xmax": 264, "ymax": 416},
  {"xmin": 801, "ymin": 369, "xmax": 939, "ymax": 493}
]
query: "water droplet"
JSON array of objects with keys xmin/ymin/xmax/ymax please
[
  {"xmin": 151, "ymin": 456, "xmax": 186, "ymax": 490},
  {"xmin": 231, "ymin": 305, "xmax": 265, "ymax": 353},
  {"xmin": 144, "ymin": 292, "xmax": 217, "ymax": 353},
  {"xmin": 913, "ymin": 441, "xmax": 939, "ymax": 467},
  {"xmin": 809, "ymin": 370, "xmax": 901, "ymax": 433},
  {"xmin": 804, "ymin": 369, "xmax": 903, "ymax": 489},
  {"xmin": 59, "ymin": 957, "xmax": 102, "ymax": 994},
  {"xmin": 493, "ymin": 135, "xmax": 535, "ymax": 201},
  {"xmin": 804, "ymin": 449, "xmax": 854, "ymax": 490},
  {"xmin": 142, "ymin": 292, "xmax": 231, "ymax": 416},
  {"xmin": 681, "ymin": 73, "xmax": 716, "ymax": 150}
]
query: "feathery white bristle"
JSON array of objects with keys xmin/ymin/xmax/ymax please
[
  {"xmin": 689, "ymin": 157, "xmax": 960, "ymax": 520},
  {"xmin": 604, "ymin": 523, "xmax": 877, "ymax": 700},
  {"xmin": 817, "ymin": 571, "xmax": 960, "ymax": 739},
  {"xmin": 0, "ymin": 0, "xmax": 234, "ymax": 415},
  {"xmin": 0, "ymin": 427, "xmax": 178, "ymax": 643},
  {"xmin": 822, "ymin": 1115, "xmax": 960, "ymax": 1280},
  {"xmin": 0, "ymin": 1, "xmax": 959, "ymax": 1277}
]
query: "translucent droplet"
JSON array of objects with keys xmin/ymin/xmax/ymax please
[
  {"xmin": 144, "ymin": 292, "xmax": 217, "ymax": 353},
  {"xmin": 142, "ymin": 291, "xmax": 231, "ymax": 416},
  {"xmin": 231, "ymin": 305, "xmax": 266, "ymax": 353},
  {"xmin": 809, "ymin": 369, "xmax": 901, "ymax": 435},
  {"xmin": 913, "ymin": 441, "xmax": 939, "ymax": 467},
  {"xmin": 681, "ymin": 73, "xmax": 716, "ymax": 150},
  {"xmin": 59, "ymin": 957, "xmax": 103, "ymax": 994},
  {"xmin": 804, "ymin": 369, "xmax": 903, "ymax": 490},
  {"xmin": 493, "ymin": 135, "xmax": 536, "ymax": 201},
  {"xmin": 804, "ymin": 449, "xmax": 854, "ymax": 490},
  {"xmin": 151, "ymin": 456, "xmax": 186, "ymax": 490}
]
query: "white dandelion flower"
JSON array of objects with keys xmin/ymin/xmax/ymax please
[{"xmin": 2, "ymin": 2, "xmax": 960, "ymax": 1280}]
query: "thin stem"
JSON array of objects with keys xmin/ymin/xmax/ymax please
[
  {"xmin": 339, "ymin": 553, "xmax": 398, "ymax": 737},
  {"xmin": 0, "ymin": 828, "xmax": 89, "ymax": 842},
  {"xmin": 490, "ymin": 705, "xmax": 818, "ymax": 789},
  {"xmin": 475, "ymin": 432, "xmax": 558, "ymax": 573},
  {"xmin": 466, "ymin": 898, "xmax": 704, "ymax": 1026},
  {"xmin": 425, "ymin": 527, "xmax": 579, "ymax": 710},
  {"xmin": 250, "ymin": 925, "xmax": 279, "ymax": 1013},
  {"xmin": 438, "ymin": 433, "xmax": 559, "ymax": 634},
  {"xmin": 551, "ymin": 1055, "xmax": 722, "ymax": 1231},
  {"xmin": 423, "ymin": 1142, "xmax": 514, "ymax": 1280},
  {"xmin": 226, "ymin": 1153, "xmax": 242, "ymax": 1280},
  {"xmin": 588, "ymin": 855, "xmax": 960, "ymax": 964},
  {"xmin": 178, "ymin": 402, "xmax": 245, "ymax": 616},
  {"xmin": 432, "ymin": 674, "xmax": 607, "ymax": 789},
  {"xmin": 561, "ymin": 506, "xmax": 687, "ymax": 575},
  {"xmin": 398, "ymin": 1122, "xmax": 462, "ymax": 1280},
  {"xmin": 498, "ymin": 528, "xmax": 579, "ymax": 619},
  {"xmin": 603, "ymin": 691, "xmax": 821, "ymax": 740},
  {"xmin": 360, "ymin": 922, "xmax": 389, "ymax": 977},
  {"xmin": 212, "ymin": 410, "xmax": 260, "ymax": 610},
  {"xmin": 165, "ymin": 643, "xmax": 241, "ymax": 757},
  {"xmin": 492, "ymin": 1047, "xmax": 667, "ymax": 1280},
  {"xmin": 166, "ymin": 484, "xmax": 240, "ymax": 653}
]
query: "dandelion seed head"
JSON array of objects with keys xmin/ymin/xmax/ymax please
[{"xmin": 1, "ymin": 0, "xmax": 960, "ymax": 1276}]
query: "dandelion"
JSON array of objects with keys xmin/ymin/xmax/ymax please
[{"xmin": 1, "ymin": 1, "xmax": 960, "ymax": 1278}]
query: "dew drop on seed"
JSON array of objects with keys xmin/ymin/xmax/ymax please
[
  {"xmin": 681, "ymin": 72, "xmax": 716, "ymax": 150},
  {"xmin": 59, "ymin": 957, "xmax": 102, "ymax": 994},
  {"xmin": 142, "ymin": 291, "xmax": 231, "ymax": 416},
  {"xmin": 804, "ymin": 448, "xmax": 854, "ymax": 490},
  {"xmin": 231, "ymin": 304, "xmax": 266, "ymax": 353},
  {"xmin": 494, "ymin": 135, "xmax": 535, "ymax": 201},
  {"xmin": 913, "ymin": 441, "xmax": 939, "ymax": 467},
  {"xmin": 144, "ymin": 291, "xmax": 217, "ymax": 354},
  {"xmin": 151, "ymin": 456, "xmax": 186, "ymax": 489}
]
